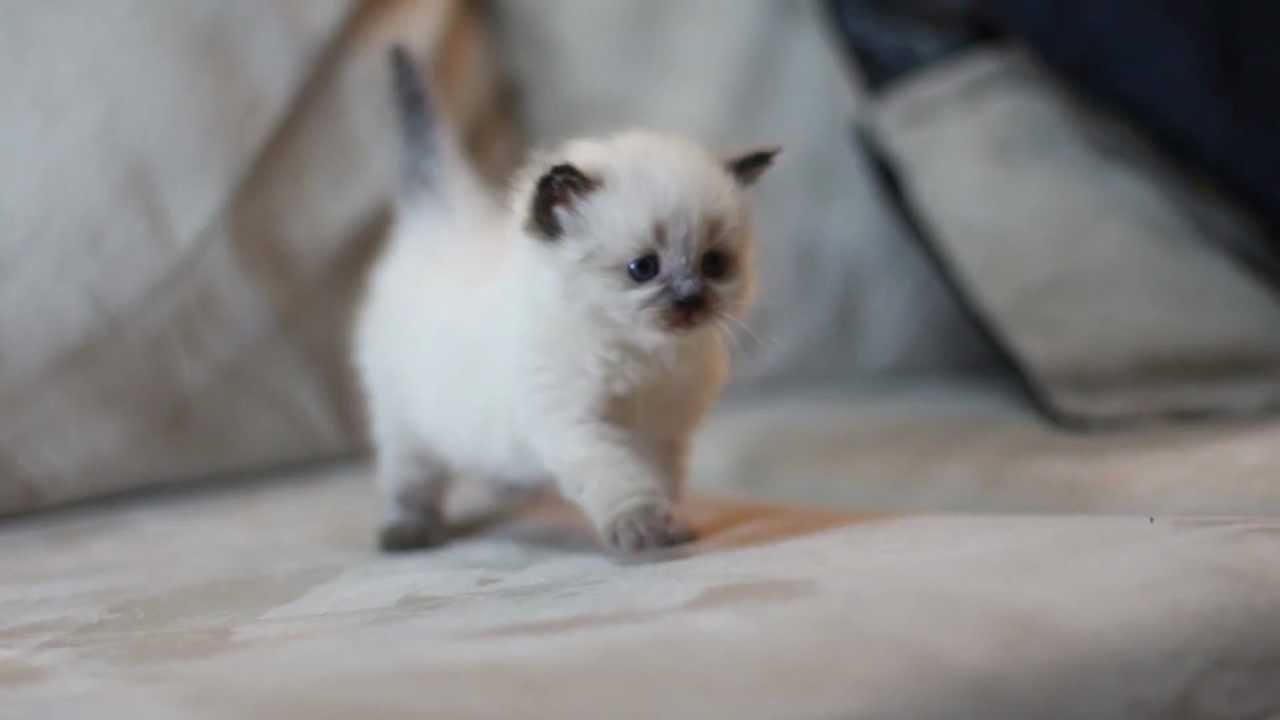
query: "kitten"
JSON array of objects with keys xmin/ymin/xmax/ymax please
[{"xmin": 354, "ymin": 46, "xmax": 778, "ymax": 556}]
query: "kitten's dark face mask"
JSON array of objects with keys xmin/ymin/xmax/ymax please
[{"xmin": 626, "ymin": 243, "xmax": 737, "ymax": 332}]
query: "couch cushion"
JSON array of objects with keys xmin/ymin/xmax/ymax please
[
  {"xmin": 0, "ymin": 1, "xmax": 517, "ymax": 515},
  {"xmin": 2, "ymin": 464, "xmax": 1278, "ymax": 719},
  {"xmin": 694, "ymin": 380, "xmax": 1280, "ymax": 513},
  {"xmin": 862, "ymin": 48, "xmax": 1280, "ymax": 425}
]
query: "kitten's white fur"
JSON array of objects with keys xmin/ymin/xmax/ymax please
[{"xmin": 355, "ymin": 53, "xmax": 774, "ymax": 554}]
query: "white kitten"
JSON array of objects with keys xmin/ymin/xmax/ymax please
[{"xmin": 354, "ymin": 47, "xmax": 777, "ymax": 556}]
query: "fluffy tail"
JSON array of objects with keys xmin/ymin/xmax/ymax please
[
  {"xmin": 387, "ymin": 45, "xmax": 493, "ymax": 217},
  {"xmin": 389, "ymin": 44, "xmax": 439, "ymax": 192}
]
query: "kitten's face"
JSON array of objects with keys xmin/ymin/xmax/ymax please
[
  {"xmin": 590, "ymin": 213, "xmax": 754, "ymax": 339},
  {"xmin": 522, "ymin": 131, "xmax": 774, "ymax": 345}
]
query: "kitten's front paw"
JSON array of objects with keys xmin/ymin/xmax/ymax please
[
  {"xmin": 378, "ymin": 515, "xmax": 448, "ymax": 553},
  {"xmin": 601, "ymin": 503, "xmax": 695, "ymax": 555}
]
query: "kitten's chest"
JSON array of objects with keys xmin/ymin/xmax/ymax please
[{"xmin": 604, "ymin": 343, "xmax": 722, "ymax": 434}]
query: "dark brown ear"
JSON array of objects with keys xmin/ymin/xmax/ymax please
[
  {"xmin": 527, "ymin": 163, "xmax": 601, "ymax": 239},
  {"xmin": 725, "ymin": 146, "xmax": 781, "ymax": 186}
]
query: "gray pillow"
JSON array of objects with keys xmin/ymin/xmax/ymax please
[{"xmin": 861, "ymin": 48, "xmax": 1280, "ymax": 425}]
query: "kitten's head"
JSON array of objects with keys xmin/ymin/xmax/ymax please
[{"xmin": 516, "ymin": 131, "xmax": 777, "ymax": 345}]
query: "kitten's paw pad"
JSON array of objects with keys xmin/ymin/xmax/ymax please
[
  {"xmin": 602, "ymin": 504, "xmax": 695, "ymax": 555},
  {"xmin": 378, "ymin": 518, "xmax": 448, "ymax": 552}
]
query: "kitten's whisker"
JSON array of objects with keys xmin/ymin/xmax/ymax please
[
  {"xmin": 711, "ymin": 316, "xmax": 742, "ymax": 353},
  {"xmin": 715, "ymin": 311, "xmax": 773, "ymax": 350},
  {"xmin": 714, "ymin": 318, "xmax": 743, "ymax": 353}
]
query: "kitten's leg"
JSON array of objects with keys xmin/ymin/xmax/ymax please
[
  {"xmin": 375, "ymin": 445, "xmax": 451, "ymax": 552},
  {"xmin": 537, "ymin": 423, "xmax": 692, "ymax": 554},
  {"xmin": 649, "ymin": 436, "xmax": 696, "ymax": 542},
  {"xmin": 653, "ymin": 436, "xmax": 690, "ymax": 503}
]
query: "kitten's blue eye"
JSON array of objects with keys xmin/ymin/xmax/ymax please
[{"xmin": 627, "ymin": 253, "xmax": 660, "ymax": 283}]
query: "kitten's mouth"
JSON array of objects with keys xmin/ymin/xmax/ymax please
[
  {"xmin": 661, "ymin": 286, "xmax": 716, "ymax": 332},
  {"xmin": 666, "ymin": 302, "xmax": 711, "ymax": 332}
]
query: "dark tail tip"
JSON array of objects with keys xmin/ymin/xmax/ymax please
[{"xmin": 388, "ymin": 44, "xmax": 435, "ymax": 180}]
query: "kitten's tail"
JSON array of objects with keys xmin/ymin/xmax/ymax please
[
  {"xmin": 390, "ymin": 44, "xmax": 441, "ymax": 193},
  {"xmin": 388, "ymin": 44, "xmax": 486, "ymax": 211}
]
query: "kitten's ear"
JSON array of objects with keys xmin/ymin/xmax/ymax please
[
  {"xmin": 527, "ymin": 163, "xmax": 601, "ymax": 240},
  {"xmin": 725, "ymin": 146, "xmax": 781, "ymax": 187}
]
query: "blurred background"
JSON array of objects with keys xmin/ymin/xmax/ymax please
[
  {"xmin": 8, "ymin": 6, "xmax": 1280, "ymax": 717},
  {"xmin": 3, "ymin": 0, "xmax": 1280, "ymax": 517}
]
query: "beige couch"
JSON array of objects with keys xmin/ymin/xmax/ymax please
[
  {"xmin": 6, "ymin": 463, "xmax": 1280, "ymax": 719},
  {"xmin": 3, "ymin": 2, "xmax": 1279, "ymax": 717}
]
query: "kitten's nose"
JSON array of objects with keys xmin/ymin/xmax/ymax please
[{"xmin": 673, "ymin": 292, "xmax": 707, "ymax": 312}]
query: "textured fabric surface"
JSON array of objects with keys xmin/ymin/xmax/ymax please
[
  {"xmin": 0, "ymin": 1, "xmax": 517, "ymax": 515},
  {"xmin": 865, "ymin": 48, "xmax": 1280, "ymax": 424},
  {"xmin": 0, "ymin": 1, "xmax": 350, "ymax": 513},
  {"xmin": 695, "ymin": 380, "xmax": 1280, "ymax": 513},
  {"xmin": 3, "ymin": 465, "xmax": 1279, "ymax": 719}
]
